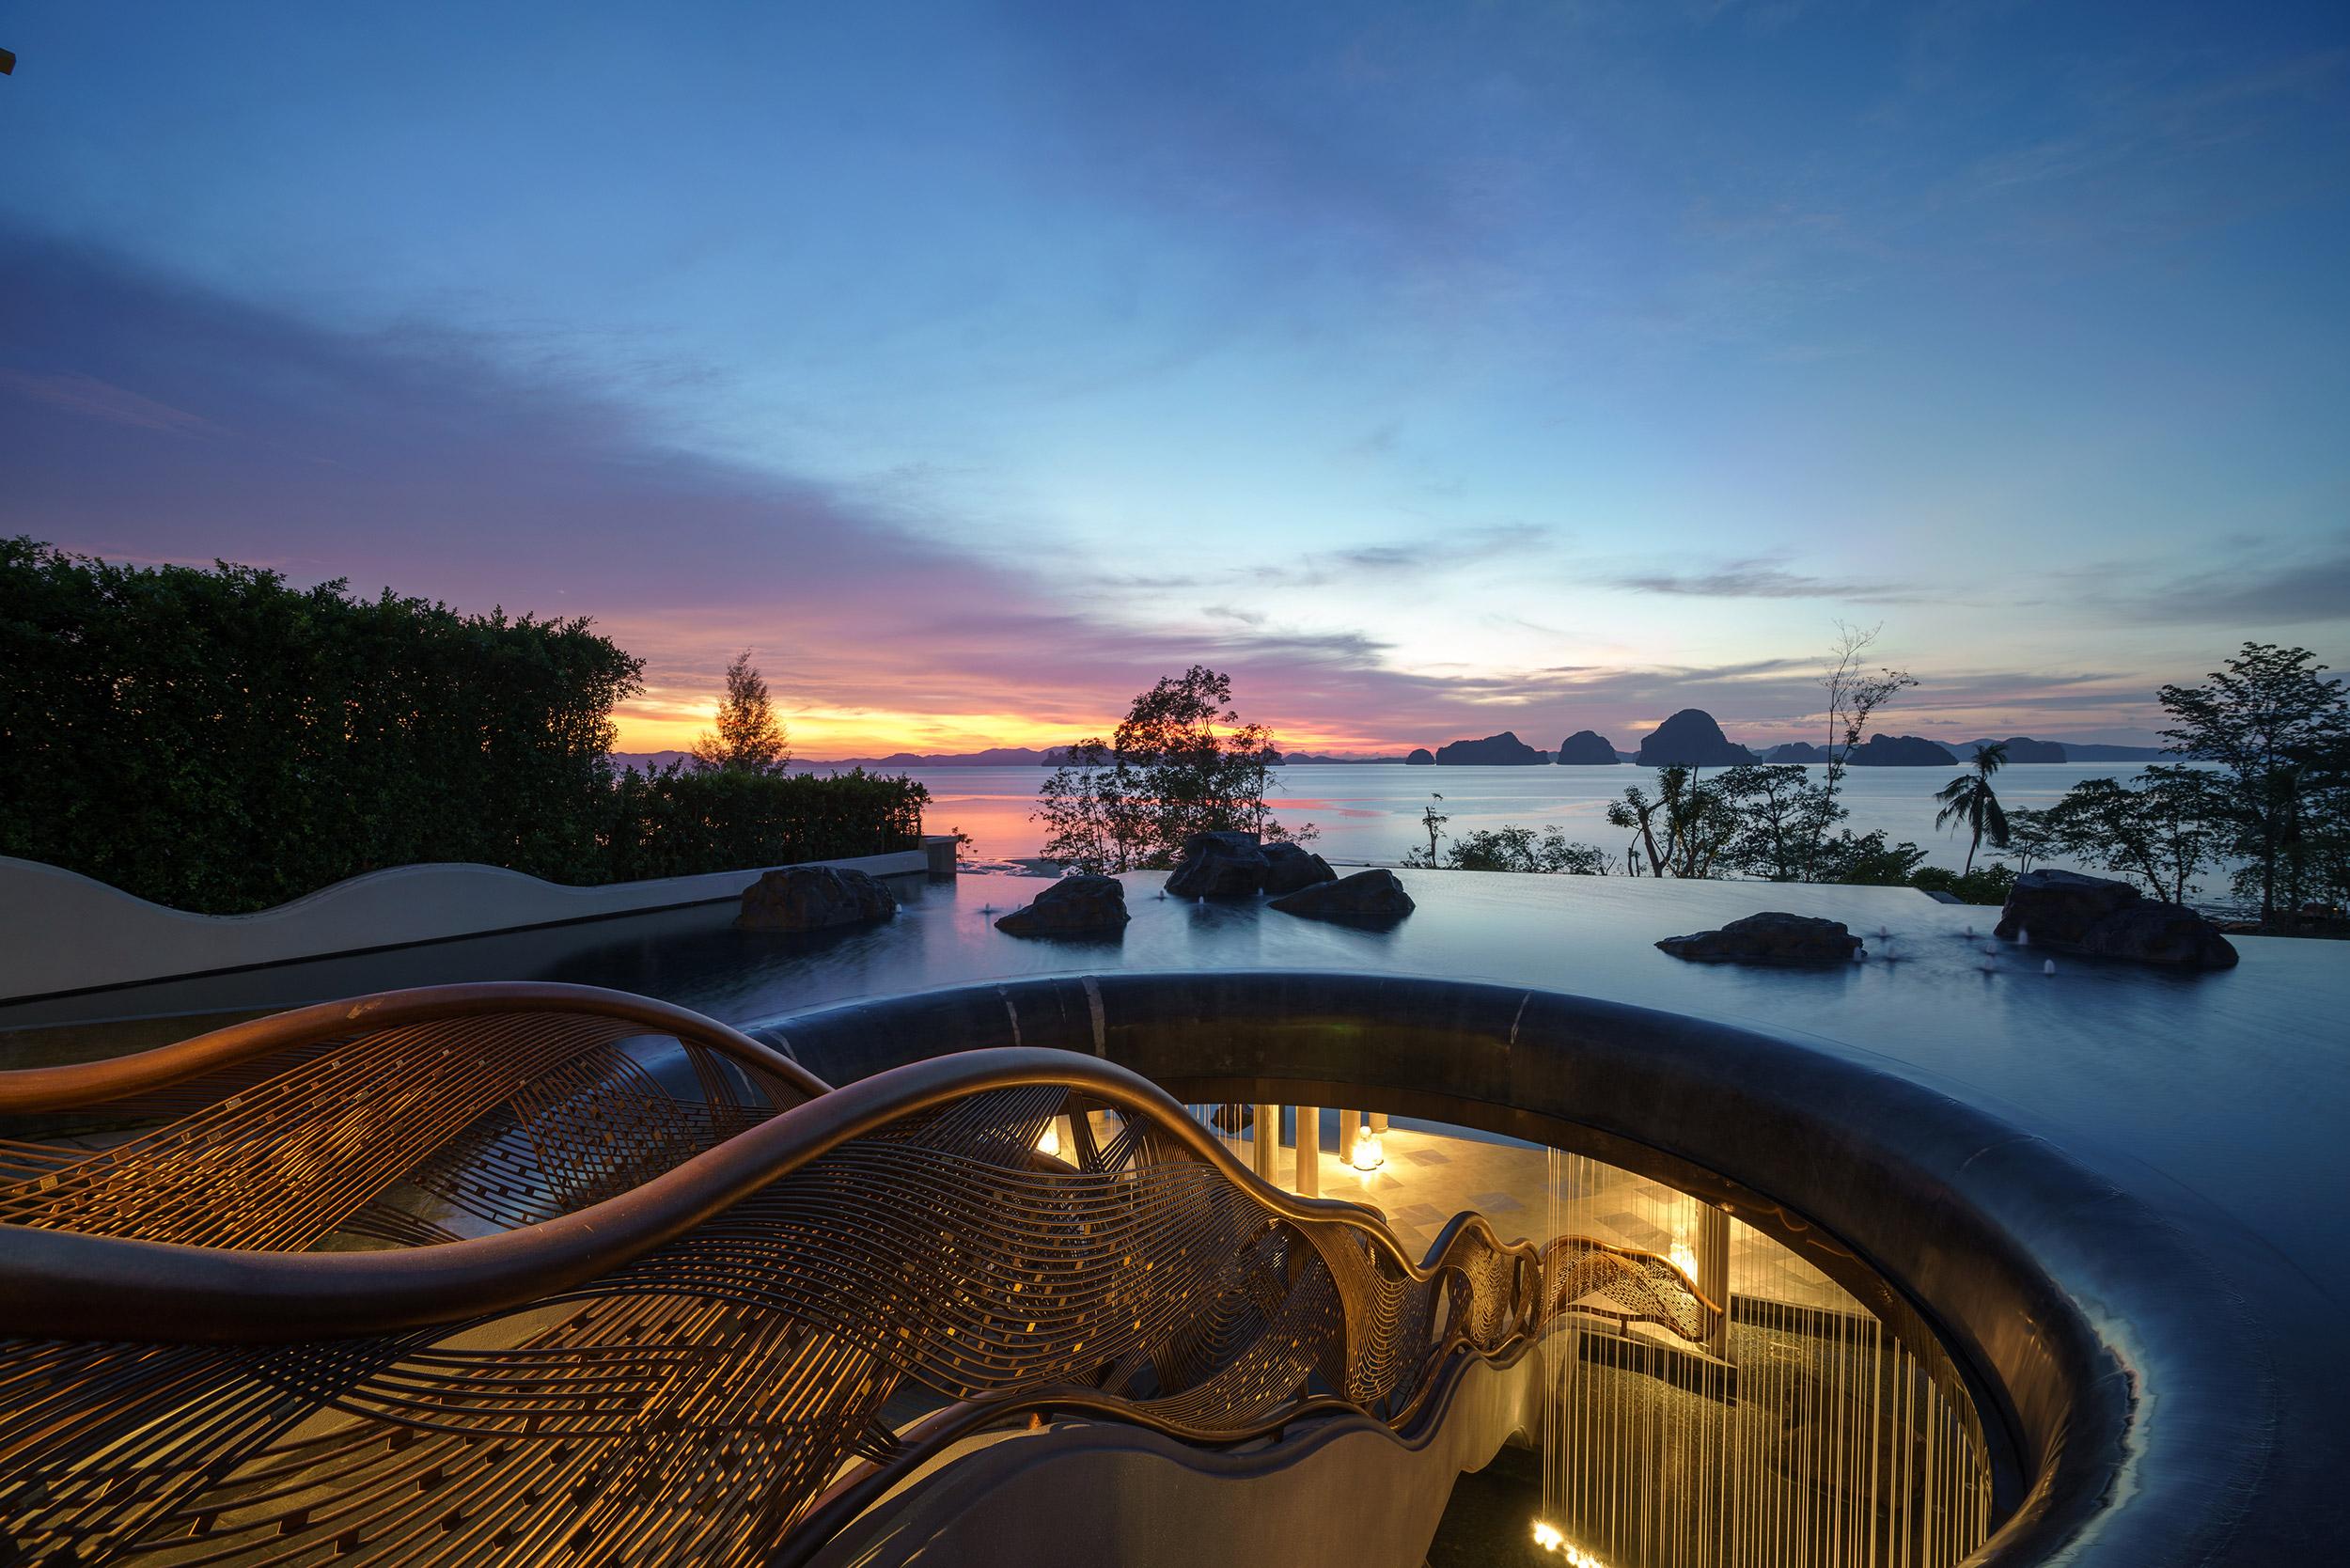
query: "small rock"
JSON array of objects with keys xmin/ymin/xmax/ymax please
[
  {"xmin": 1267, "ymin": 869, "xmax": 1416, "ymax": 923},
  {"xmin": 1656, "ymin": 912, "xmax": 1862, "ymax": 967},
  {"xmin": 1260, "ymin": 841, "xmax": 1338, "ymax": 896},
  {"xmin": 737, "ymin": 865, "xmax": 898, "ymax": 932},
  {"xmin": 995, "ymin": 874, "xmax": 1131, "ymax": 937},
  {"xmin": 1165, "ymin": 830, "xmax": 1272, "ymax": 899}
]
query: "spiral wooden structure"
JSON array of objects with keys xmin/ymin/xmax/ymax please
[{"xmin": 0, "ymin": 982, "xmax": 1645, "ymax": 1566}]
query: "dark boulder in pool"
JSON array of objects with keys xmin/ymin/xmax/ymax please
[
  {"xmin": 995, "ymin": 874, "xmax": 1130, "ymax": 937},
  {"xmin": 1657, "ymin": 912, "xmax": 1860, "ymax": 966},
  {"xmin": 1261, "ymin": 841, "xmax": 1338, "ymax": 896},
  {"xmin": 1269, "ymin": 869, "xmax": 1415, "ymax": 924},
  {"xmin": 1166, "ymin": 831, "xmax": 1271, "ymax": 899},
  {"xmin": 737, "ymin": 865, "xmax": 898, "ymax": 932},
  {"xmin": 1997, "ymin": 869, "xmax": 2236, "ymax": 969}
]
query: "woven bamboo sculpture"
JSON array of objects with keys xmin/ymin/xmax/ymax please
[{"xmin": 0, "ymin": 982, "xmax": 1606, "ymax": 1565}]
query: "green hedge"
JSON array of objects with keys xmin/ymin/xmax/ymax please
[
  {"xmin": 602, "ymin": 766, "xmax": 927, "ymax": 882},
  {"xmin": 0, "ymin": 540, "xmax": 926, "ymax": 912}
]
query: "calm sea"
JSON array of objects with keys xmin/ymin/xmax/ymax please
[{"xmin": 859, "ymin": 761, "xmax": 2207, "ymax": 876}]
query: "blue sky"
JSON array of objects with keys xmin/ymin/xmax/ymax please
[{"xmin": 3, "ymin": 1, "xmax": 2345, "ymax": 752}]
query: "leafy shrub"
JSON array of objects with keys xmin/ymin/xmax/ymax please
[
  {"xmin": 601, "ymin": 766, "xmax": 925, "ymax": 882},
  {"xmin": 1910, "ymin": 864, "xmax": 2017, "ymax": 905}
]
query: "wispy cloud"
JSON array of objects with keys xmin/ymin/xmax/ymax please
[
  {"xmin": 1610, "ymin": 558, "xmax": 1925, "ymax": 603},
  {"xmin": 2089, "ymin": 537, "xmax": 2350, "ymax": 627},
  {"xmin": 0, "ymin": 369, "xmax": 220, "ymax": 435}
]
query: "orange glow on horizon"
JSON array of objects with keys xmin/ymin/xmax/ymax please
[
  {"xmin": 612, "ymin": 701, "xmax": 1407, "ymax": 760},
  {"xmin": 611, "ymin": 701, "xmax": 2154, "ymax": 760}
]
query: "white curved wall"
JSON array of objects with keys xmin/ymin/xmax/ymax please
[
  {"xmin": 810, "ymin": 1354, "xmax": 1539, "ymax": 1568},
  {"xmin": 0, "ymin": 849, "xmax": 935, "ymax": 1003}
]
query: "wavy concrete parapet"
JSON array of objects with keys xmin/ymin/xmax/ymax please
[{"xmin": 0, "ymin": 848, "xmax": 932, "ymax": 1003}]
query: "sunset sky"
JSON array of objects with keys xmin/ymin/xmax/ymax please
[{"xmin": 4, "ymin": 2, "xmax": 2345, "ymax": 756}]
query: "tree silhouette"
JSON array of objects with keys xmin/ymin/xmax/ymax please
[
  {"xmin": 1034, "ymin": 666, "xmax": 1313, "ymax": 872},
  {"xmin": 1813, "ymin": 623, "xmax": 1917, "ymax": 879},
  {"xmin": 2158, "ymin": 643, "xmax": 2350, "ymax": 919},
  {"xmin": 1934, "ymin": 741, "xmax": 2011, "ymax": 875},
  {"xmin": 691, "ymin": 651, "xmax": 792, "ymax": 776}
]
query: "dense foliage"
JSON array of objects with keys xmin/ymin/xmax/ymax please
[
  {"xmin": 1910, "ymin": 864, "xmax": 2019, "ymax": 906},
  {"xmin": 601, "ymin": 765, "xmax": 926, "ymax": 882},
  {"xmin": 1985, "ymin": 646, "xmax": 2350, "ymax": 917},
  {"xmin": 2155, "ymin": 643, "xmax": 2349, "ymax": 917},
  {"xmin": 1, "ymin": 541, "xmax": 923, "ymax": 912},
  {"xmin": 1036, "ymin": 666, "xmax": 1313, "ymax": 872},
  {"xmin": 1405, "ymin": 823, "xmax": 1610, "ymax": 874}
]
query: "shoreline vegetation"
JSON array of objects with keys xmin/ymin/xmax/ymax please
[
  {"xmin": 1026, "ymin": 642, "xmax": 2350, "ymax": 937},
  {"xmin": 8, "ymin": 543, "xmax": 2342, "ymax": 935}
]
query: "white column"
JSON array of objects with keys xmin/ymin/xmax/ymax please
[
  {"xmin": 1253, "ymin": 1104, "xmax": 1279, "ymax": 1183},
  {"xmin": 1699, "ymin": 1204, "xmax": 1731, "ymax": 1358},
  {"xmin": 1295, "ymin": 1105, "xmax": 1320, "ymax": 1197}
]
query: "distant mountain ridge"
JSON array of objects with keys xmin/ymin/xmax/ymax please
[
  {"xmin": 611, "ymin": 727, "xmax": 2174, "ymax": 774},
  {"xmin": 1636, "ymin": 710, "xmax": 1754, "ymax": 767},
  {"xmin": 1434, "ymin": 730, "xmax": 1548, "ymax": 765},
  {"xmin": 1846, "ymin": 733, "xmax": 1959, "ymax": 767}
]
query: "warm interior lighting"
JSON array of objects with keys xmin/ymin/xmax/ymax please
[
  {"xmin": 1530, "ymin": 1520, "xmax": 1607, "ymax": 1564},
  {"xmin": 1348, "ymin": 1124, "xmax": 1386, "ymax": 1171},
  {"xmin": 1668, "ymin": 1240, "xmax": 1699, "ymax": 1279},
  {"xmin": 1036, "ymin": 1121, "xmax": 1060, "ymax": 1159}
]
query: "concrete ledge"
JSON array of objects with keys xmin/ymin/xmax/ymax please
[
  {"xmin": 812, "ymin": 1345, "xmax": 1539, "ymax": 1568},
  {"xmin": 0, "ymin": 847, "xmax": 943, "ymax": 1003}
]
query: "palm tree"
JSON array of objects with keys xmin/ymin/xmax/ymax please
[{"xmin": 1935, "ymin": 742, "xmax": 2012, "ymax": 875}]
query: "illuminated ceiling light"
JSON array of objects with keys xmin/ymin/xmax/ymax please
[
  {"xmin": 1531, "ymin": 1520, "xmax": 1608, "ymax": 1565},
  {"xmin": 1348, "ymin": 1124, "xmax": 1385, "ymax": 1172},
  {"xmin": 1036, "ymin": 1121, "xmax": 1060, "ymax": 1159}
]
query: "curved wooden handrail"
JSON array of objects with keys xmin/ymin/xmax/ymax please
[
  {"xmin": 0, "ymin": 1044, "xmax": 1531, "ymax": 1341},
  {"xmin": 0, "ymin": 980, "xmax": 832, "ymax": 1114},
  {"xmin": 0, "ymin": 987, "xmax": 1546, "ymax": 1565}
]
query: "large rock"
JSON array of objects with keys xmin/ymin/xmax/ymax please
[
  {"xmin": 1997, "ymin": 869, "xmax": 2237, "ymax": 969},
  {"xmin": 2075, "ymin": 902, "xmax": 2240, "ymax": 969},
  {"xmin": 736, "ymin": 865, "xmax": 898, "ymax": 932},
  {"xmin": 1656, "ymin": 912, "xmax": 1861, "ymax": 966},
  {"xmin": 1268, "ymin": 869, "xmax": 1416, "ymax": 923},
  {"xmin": 1434, "ymin": 730, "xmax": 1547, "ymax": 765},
  {"xmin": 995, "ymin": 874, "xmax": 1130, "ymax": 937},
  {"xmin": 1555, "ymin": 730, "xmax": 1621, "ymax": 765},
  {"xmin": 1635, "ymin": 710, "xmax": 1756, "ymax": 767},
  {"xmin": 1845, "ymin": 732, "xmax": 1960, "ymax": 766},
  {"xmin": 1995, "ymin": 869, "xmax": 2135, "ymax": 942},
  {"xmin": 1165, "ymin": 831, "xmax": 1271, "ymax": 899},
  {"xmin": 1983, "ymin": 735, "xmax": 2067, "ymax": 763},
  {"xmin": 1761, "ymin": 742, "xmax": 1829, "ymax": 763},
  {"xmin": 1261, "ymin": 841, "xmax": 1338, "ymax": 896},
  {"xmin": 1404, "ymin": 747, "xmax": 1435, "ymax": 765}
]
